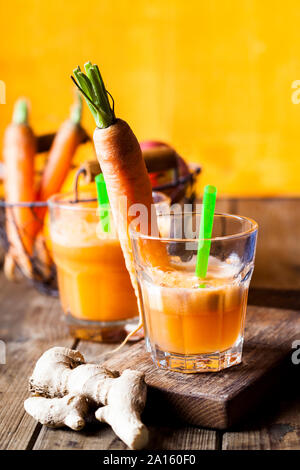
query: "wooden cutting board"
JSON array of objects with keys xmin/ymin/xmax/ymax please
[{"xmin": 104, "ymin": 305, "xmax": 300, "ymax": 429}]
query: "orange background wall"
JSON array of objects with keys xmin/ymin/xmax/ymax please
[{"xmin": 1, "ymin": 0, "xmax": 300, "ymax": 195}]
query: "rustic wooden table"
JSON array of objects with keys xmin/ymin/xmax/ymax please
[{"xmin": 0, "ymin": 198, "xmax": 299, "ymax": 450}]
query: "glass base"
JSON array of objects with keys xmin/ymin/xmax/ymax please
[
  {"xmin": 65, "ymin": 313, "xmax": 139, "ymax": 343},
  {"xmin": 147, "ymin": 337, "xmax": 243, "ymax": 373}
]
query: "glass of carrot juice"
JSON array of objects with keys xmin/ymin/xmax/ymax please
[
  {"xmin": 49, "ymin": 190, "xmax": 169, "ymax": 342},
  {"xmin": 130, "ymin": 211, "xmax": 258, "ymax": 372}
]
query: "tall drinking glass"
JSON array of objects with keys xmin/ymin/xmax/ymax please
[
  {"xmin": 130, "ymin": 212, "xmax": 258, "ymax": 372},
  {"xmin": 49, "ymin": 190, "xmax": 170, "ymax": 342}
]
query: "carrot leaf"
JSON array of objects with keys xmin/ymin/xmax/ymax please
[
  {"xmin": 71, "ymin": 62, "xmax": 115, "ymax": 129},
  {"xmin": 70, "ymin": 93, "xmax": 82, "ymax": 125}
]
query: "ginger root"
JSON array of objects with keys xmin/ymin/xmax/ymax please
[
  {"xmin": 24, "ymin": 394, "xmax": 89, "ymax": 430},
  {"xmin": 95, "ymin": 369, "xmax": 148, "ymax": 450},
  {"xmin": 25, "ymin": 347, "xmax": 149, "ymax": 450}
]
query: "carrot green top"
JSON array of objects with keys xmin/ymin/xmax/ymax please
[
  {"xmin": 12, "ymin": 99, "xmax": 29, "ymax": 125},
  {"xmin": 71, "ymin": 62, "xmax": 115, "ymax": 129},
  {"xmin": 70, "ymin": 94, "xmax": 83, "ymax": 126}
]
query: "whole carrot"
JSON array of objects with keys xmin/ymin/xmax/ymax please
[
  {"xmin": 34, "ymin": 97, "xmax": 84, "ymax": 279},
  {"xmin": 3, "ymin": 99, "xmax": 37, "ymax": 278},
  {"xmin": 71, "ymin": 62, "xmax": 167, "ymax": 339},
  {"xmin": 38, "ymin": 96, "xmax": 84, "ymax": 205}
]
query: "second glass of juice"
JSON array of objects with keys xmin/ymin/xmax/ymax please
[
  {"xmin": 130, "ymin": 211, "xmax": 258, "ymax": 372},
  {"xmin": 49, "ymin": 191, "xmax": 138, "ymax": 342},
  {"xmin": 49, "ymin": 190, "xmax": 170, "ymax": 342}
]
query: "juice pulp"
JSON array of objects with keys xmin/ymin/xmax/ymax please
[
  {"xmin": 140, "ymin": 259, "xmax": 248, "ymax": 355},
  {"xmin": 51, "ymin": 201, "xmax": 138, "ymax": 323}
]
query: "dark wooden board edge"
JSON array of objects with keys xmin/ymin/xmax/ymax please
[
  {"xmin": 103, "ymin": 305, "xmax": 300, "ymax": 430},
  {"xmin": 131, "ymin": 348, "xmax": 294, "ymax": 430}
]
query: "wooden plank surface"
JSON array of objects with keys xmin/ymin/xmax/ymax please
[
  {"xmin": 0, "ymin": 272, "xmax": 74, "ymax": 450},
  {"xmin": 33, "ymin": 340, "xmax": 217, "ymax": 450},
  {"xmin": 223, "ymin": 364, "xmax": 300, "ymax": 449},
  {"xmin": 231, "ymin": 198, "xmax": 300, "ymax": 290},
  {"xmin": 1, "ymin": 198, "xmax": 300, "ymax": 450},
  {"xmin": 102, "ymin": 305, "xmax": 300, "ymax": 430},
  {"xmin": 200, "ymin": 197, "xmax": 300, "ymax": 290},
  {"xmin": 0, "ymin": 274, "xmax": 217, "ymax": 451},
  {"xmin": 33, "ymin": 420, "xmax": 217, "ymax": 450},
  {"xmin": 214, "ymin": 197, "xmax": 232, "ymax": 215},
  {"xmin": 0, "ymin": 272, "xmax": 299, "ymax": 450}
]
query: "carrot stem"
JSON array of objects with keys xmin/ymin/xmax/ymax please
[
  {"xmin": 70, "ymin": 94, "xmax": 82, "ymax": 125},
  {"xmin": 12, "ymin": 99, "xmax": 28, "ymax": 125},
  {"xmin": 71, "ymin": 63, "xmax": 115, "ymax": 129}
]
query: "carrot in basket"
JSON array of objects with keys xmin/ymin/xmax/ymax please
[
  {"xmin": 34, "ymin": 97, "xmax": 85, "ymax": 279},
  {"xmin": 38, "ymin": 96, "xmax": 84, "ymax": 206},
  {"xmin": 71, "ymin": 62, "xmax": 168, "ymax": 341},
  {"xmin": 3, "ymin": 99, "xmax": 37, "ymax": 279}
]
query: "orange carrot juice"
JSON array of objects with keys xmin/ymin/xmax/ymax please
[
  {"xmin": 52, "ymin": 239, "xmax": 138, "ymax": 322},
  {"xmin": 131, "ymin": 211, "xmax": 257, "ymax": 372},
  {"xmin": 140, "ymin": 263, "xmax": 247, "ymax": 356},
  {"xmin": 49, "ymin": 193, "xmax": 138, "ymax": 341}
]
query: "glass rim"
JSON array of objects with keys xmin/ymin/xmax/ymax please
[
  {"xmin": 48, "ymin": 190, "xmax": 170, "ymax": 213},
  {"xmin": 129, "ymin": 212, "xmax": 258, "ymax": 243}
]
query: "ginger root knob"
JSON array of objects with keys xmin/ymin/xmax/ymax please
[
  {"xmin": 24, "ymin": 347, "xmax": 149, "ymax": 450},
  {"xmin": 24, "ymin": 394, "xmax": 89, "ymax": 430}
]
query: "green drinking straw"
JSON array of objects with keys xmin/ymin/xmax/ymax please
[
  {"xmin": 95, "ymin": 173, "xmax": 111, "ymax": 233},
  {"xmin": 195, "ymin": 185, "xmax": 217, "ymax": 280}
]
